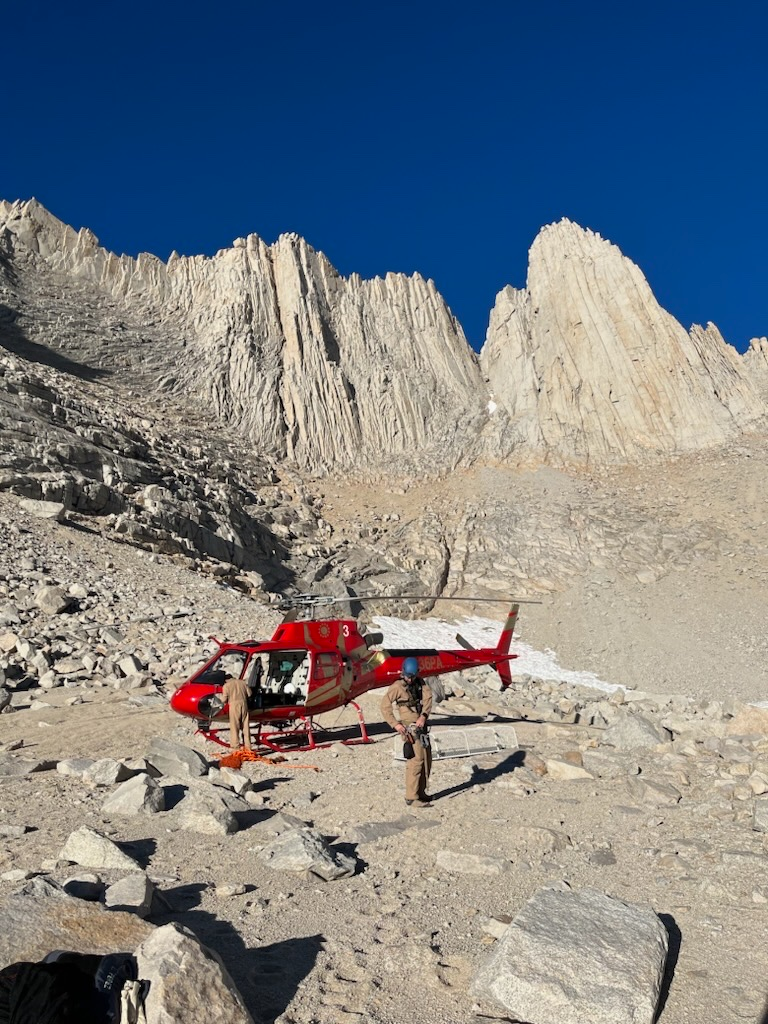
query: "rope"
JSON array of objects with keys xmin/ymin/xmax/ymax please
[{"xmin": 217, "ymin": 748, "xmax": 320, "ymax": 771}]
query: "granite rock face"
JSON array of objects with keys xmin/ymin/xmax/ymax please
[
  {"xmin": 2, "ymin": 200, "xmax": 763, "ymax": 478},
  {"xmin": 481, "ymin": 220, "xmax": 764, "ymax": 462},
  {"xmin": 744, "ymin": 336, "xmax": 768, "ymax": 396},
  {"xmin": 0, "ymin": 199, "xmax": 490, "ymax": 477}
]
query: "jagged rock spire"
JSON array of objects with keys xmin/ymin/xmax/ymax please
[{"xmin": 480, "ymin": 219, "xmax": 764, "ymax": 461}]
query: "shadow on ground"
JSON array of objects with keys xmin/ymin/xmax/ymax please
[
  {"xmin": 431, "ymin": 750, "xmax": 526, "ymax": 800},
  {"xmin": 119, "ymin": 836, "xmax": 157, "ymax": 869}
]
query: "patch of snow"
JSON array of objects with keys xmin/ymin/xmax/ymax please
[
  {"xmin": 373, "ymin": 614, "xmax": 624, "ymax": 694},
  {"xmin": 487, "ymin": 400, "xmax": 497, "ymax": 414}
]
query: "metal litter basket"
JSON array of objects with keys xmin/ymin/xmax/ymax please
[{"xmin": 392, "ymin": 725, "xmax": 518, "ymax": 761}]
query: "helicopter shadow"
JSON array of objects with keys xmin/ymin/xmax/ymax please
[
  {"xmin": 431, "ymin": 750, "xmax": 526, "ymax": 801},
  {"xmin": 152, "ymin": 898, "xmax": 324, "ymax": 1024}
]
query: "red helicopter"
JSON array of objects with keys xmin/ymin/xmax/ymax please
[{"xmin": 169, "ymin": 595, "xmax": 533, "ymax": 751}]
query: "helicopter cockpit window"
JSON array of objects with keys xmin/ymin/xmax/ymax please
[
  {"xmin": 197, "ymin": 650, "xmax": 247, "ymax": 685},
  {"xmin": 265, "ymin": 650, "xmax": 308, "ymax": 702}
]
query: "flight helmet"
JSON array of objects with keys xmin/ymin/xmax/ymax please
[{"xmin": 402, "ymin": 657, "xmax": 419, "ymax": 679}]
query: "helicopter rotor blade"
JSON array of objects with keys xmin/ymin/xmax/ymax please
[
  {"xmin": 277, "ymin": 594, "xmax": 543, "ymax": 611},
  {"xmin": 455, "ymin": 633, "xmax": 475, "ymax": 650}
]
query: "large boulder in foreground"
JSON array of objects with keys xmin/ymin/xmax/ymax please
[
  {"xmin": 136, "ymin": 923, "xmax": 253, "ymax": 1024},
  {"xmin": 471, "ymin": 885, "xmax": 668, "ymax": 1024}
]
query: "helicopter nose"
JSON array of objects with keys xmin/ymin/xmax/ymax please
[{"xmin": 169, "ymin": 686, "xmax": 195, "ymax": 716}]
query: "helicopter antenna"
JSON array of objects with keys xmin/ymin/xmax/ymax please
[{"xmin": 277, "ymin": 593, "xmax": 543, "ymax": 611}]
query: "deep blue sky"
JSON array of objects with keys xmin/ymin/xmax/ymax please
[{"xmin": 3, "ymin": 1, "xmax": 766, "ymax": 351}]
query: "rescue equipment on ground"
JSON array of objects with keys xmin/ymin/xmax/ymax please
[
  {"xmin": 216, "ymin": 748, "xmax": 320, "ymax": 771},
  {"xmin": 393, "ymin": 724, "xmax": 518, "ymax": 761}
]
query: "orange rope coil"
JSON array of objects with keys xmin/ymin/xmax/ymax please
[{"xmin": 217, "ymin": 748, "xmax": 320, "ymax": 771}]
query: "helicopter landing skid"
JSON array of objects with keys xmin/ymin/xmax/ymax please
[{"xmin": 196, "ymin": 700, "xmax": 372, "ymax": 753}]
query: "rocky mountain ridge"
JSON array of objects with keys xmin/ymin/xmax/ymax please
[{"xmin": 1, "ymin": 199, "xmax": 765, "ymax": 476}]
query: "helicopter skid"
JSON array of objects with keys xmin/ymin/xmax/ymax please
[{"xmin": 196, "ymin": 700, "xmax": 372, "ymax": 753}]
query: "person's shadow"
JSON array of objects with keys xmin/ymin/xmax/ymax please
[{"xmin": 431, "ymin": 750, "xmax": 526, "ymax": 800}]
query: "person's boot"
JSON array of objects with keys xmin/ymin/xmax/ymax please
[{"xmin": 405, "ymin": 799, "xmax": 430, "ymax": 807}]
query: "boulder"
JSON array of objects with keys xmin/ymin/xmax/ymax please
[
  {"xmin": 603, "ymin": 712, "xmax": 671, "ymax": 750},
  {"xmin": 83, "ymin": 758, "xmax": 134, "ymax": 787},
  {"xmin": 103, "ymin": 773, "xmax": 166, "ymax": 815},
  {"xmin": 175, "ymin": 795, "xmax": 238, "ymax": 836},
  {"xmin": 34, "ymin": 585, "xmax": 73, "ymax": 615},
  {"xmin": 544, "ymin": 758, "xmax": 594, "ymax": 781},
  {"xmin": 0, "ymin": 895, "xmax": 151, "ymax": 963},
  {"xmin": 726, "ymin": 706, "xmax": 768, "ymax": 737},
  {"xmin": 0, "ymin": 896, "xmax": 252, "ymax": 1023},
  {"xmin": 626, "ymin": 777, "xmax": 682, "ymax": 807},
  {"xmin": 135, "ymin": 923, "xmax": 253, "ymax": 1024},
  {"xmin": 19, "ymin": 499, "xmax": 66, "ymax": 522},
  {"xmin": 57, "ymin": 757, "xmax": 96, "ymax": 778},
  {"xmin": 105, "ymin": 874, "xmax": 155, "ymax": 919},
  {"xmin": 146, "ymin": 737, "xmax": 208, "ymax": 778},
  {"xmin": 59, "ymin": 826, "xmax": 143, "ymax": 872},
  {"xmin": 471, "ymin": 885, "xmax": 669, "ymax": 1024},
  {"xmin": 257, "ymin": 826, "xmax": 355, "ymax": 880},
  {"xmin": 0, "ymin": 756, "xmax": 58, "ymax": 777}
]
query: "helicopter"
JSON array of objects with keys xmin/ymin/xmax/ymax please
[{"xmin": 169, "ymin": 595, "xmax": 537, "ymax": 751}]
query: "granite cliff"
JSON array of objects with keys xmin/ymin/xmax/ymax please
[
  {"xmin": 0, "ymin": 200, "xmax": 490, "ymax": 477},
  {"xmin": 0, "ymin": 199, "xmax": 764, "ymax": 477}
]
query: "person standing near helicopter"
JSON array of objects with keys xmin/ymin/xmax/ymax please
[
  {"xmin": 380, "ymin": 657, "xmax": 433, "ymax": 806},
  {"xmin": 222, "ymin": 673, "xmax": 252, "ymax": 751}
]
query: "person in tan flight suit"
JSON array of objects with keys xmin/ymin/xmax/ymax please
[
  {"xmin": 222, "ymin": 673, "xmax": 252, "ymax": 750},
  {"xmin": 380, "ymin": 657, "xmax": 432, "ymax": 806}
]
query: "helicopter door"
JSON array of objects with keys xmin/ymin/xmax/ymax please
[{"xmin": 307, "ymin": 652, "xmax": 343, "ymax": 707}]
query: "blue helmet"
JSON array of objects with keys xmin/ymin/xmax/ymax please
[{"xmin": 402, "ymin": 657, "xmax": 419, "ymax": 679}]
